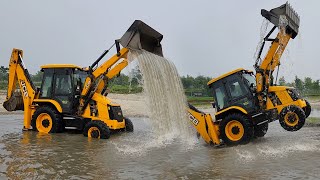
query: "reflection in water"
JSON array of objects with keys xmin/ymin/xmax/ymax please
[
  {"xmin": 1, "ymin": 131, "xmax": 116, "ymax": 179},
  {"xmin": 1, "ymin": 116, "xmax": 320, "ymax": 179}
]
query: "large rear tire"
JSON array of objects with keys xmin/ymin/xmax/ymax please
[
  {"xmin": 254, "ymin": 123, "xmax": 268, "ymax": 138},
  {"xmin": 125, "ymin": 117, "xmax": 134, "ymax": 132},
  {"xmin": 83, "ymin": 120, "xmax": 111, "ymax": 139},
  {"xmin": 31, "ymin": 106, "xmax": 63, "ymax": 133},
  {"xmin": 279, "ymin": 105, "xmax": 306, "ymax": 131},
  {"xmin": 220, "ymin": 113, "xmax": 254, "ymax": 146}
]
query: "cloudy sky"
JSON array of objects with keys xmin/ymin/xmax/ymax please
[{"xmin": 0, "ymin": 1, "xmax": 317, "ymax": 82}]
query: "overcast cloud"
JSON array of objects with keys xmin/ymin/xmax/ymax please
[{"xmin": 0, "ymin": 1, "xmax": 317, "ymax": 82}]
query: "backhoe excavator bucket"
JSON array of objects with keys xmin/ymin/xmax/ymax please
[
  {"xmin": 119, "ymin": 20, "xmax": 163, "ymax": 57},
  {"xmin": 261, "ymin": 2, "xmax": 300, "ymax": 39},
  {"xmin": 3, "ymin": 91, "xmax": 24, "ymax": 111}
]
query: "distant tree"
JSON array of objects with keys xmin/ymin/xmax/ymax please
[
  {"xmin": 278, "ymin": 76, "xmax": 286, "ymax": 86},
  {"xmin": 31, "ymin": 71, "xmax": 43, "ymax": 82},
  {"xmin": 0, "ymin": 66, "xmax": 9, "ymax": 81},
  {"xmin": 181, "ymin": 75, "xmax": 195, "ymax": 89},
  {"xmin": 128, "ymin": 65, "xmax": 142, "ymax": 86},
  {"xmin": 312, "ymin": 80, "xmax": 320, "ymax": 92},
  {"xmin": 304, "ymin": 77, "xmax": 313, "ymax": 91},
  {"xmin": 109, "ymin": 73, "xmax": 130, "ymax": 86},
  {"xmin": 294, "ymin": 76, "xmax": 304, "ymax": 92}
]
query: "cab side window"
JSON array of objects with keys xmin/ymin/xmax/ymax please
[
  {"xmin": 214, "ymin": 86, "xmax": 228, "ymax": 110},
  {"xmin": 40, "ymin": 69, "xmax": 53, "ymax": 98},
  {"xmin": 40, "ymin": 75, "xmax": 53, "ymax": 98},
  {"xmin": 228, "ymin": 80, "xmax": 246, "ymax": 99},
  {"xmin": 55, "ymin": 74, "xmax": 72, "ymax": 95}
]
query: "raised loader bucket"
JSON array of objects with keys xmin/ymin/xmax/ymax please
[
  {"xmin": 261, "ymin": 2, "xmax": 300, "ymax": 39},
  {"xmin": 119, "ymin": 20, "xmax": 163, "ymax": 57}
]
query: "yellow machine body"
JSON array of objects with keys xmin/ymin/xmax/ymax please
[
  {"xmin": 188, "ymin": 3, "xmax": 308, "ymax": 146},
  {"xmin": 3, "ymin": 20, "xmax": 163, "ymax": 139}
]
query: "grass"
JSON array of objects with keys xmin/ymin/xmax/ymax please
[
  {"xmin": 305, "ymin": 95, "xmax": 320, "ymax": 102},
  {"xmin": 110, "ymin": 85, "xmax": 142, "ymax": 94},
  {"xmin": 187, "ymin": 96, "xmax": 213, "ymax": 106}
]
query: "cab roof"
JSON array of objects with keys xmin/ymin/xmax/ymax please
[
  {"xmin": 41, "ymin": 64, "xmax": 83, "ymax": 69},
  {"xmin": 207, "ymin": 68, "xmax": 253, "ymax": 86}
]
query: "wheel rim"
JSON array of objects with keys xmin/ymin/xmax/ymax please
[
  {"xmin": 284, "ymin": 112, "xmax": 299, "ymax": 127},
  {"xmin": 88, "ymin": 127, "xmax": 100, "ymax": 138},
  {"xmin": 225, "ymin": 120, "xmax": 244, "ymax": 141},
  {"xmin": 36, "ymin": 113, "xmax": 53, "ymax": 133}
]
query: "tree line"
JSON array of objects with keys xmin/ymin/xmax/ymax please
[
  {"xmin": 1, "ymin": 65, "xmax": 320, "ymax": 96},
  {"xmin": 278, "ymin": 76, "xmax": 320, "ymax": 96}
]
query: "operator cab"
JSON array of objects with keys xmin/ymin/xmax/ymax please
[
  {"xmin": 208, "ymin": 68, "xmax": 260, "ymax": 115},
  {"xmin": 39, "ymin": 64, "xmax": 88, "ymax": 113}
]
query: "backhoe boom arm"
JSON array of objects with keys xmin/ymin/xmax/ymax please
[{"xmin": 3, "ymin": 49, "xmax": 37, "ymax": 129}]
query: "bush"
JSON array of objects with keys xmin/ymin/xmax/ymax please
[{"xmin": 110, "ymin": 85, "xmax": 142, "ymax": 94}]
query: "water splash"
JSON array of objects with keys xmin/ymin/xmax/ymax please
[{"xmin": 254, "ymin": 18, "xmax": 270, "ymax": 64}]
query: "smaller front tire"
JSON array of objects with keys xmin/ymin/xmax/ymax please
[
  {"xmin": 279, "ymin": 105, "xmax": 306, "ymax": 131},
  {"xmin": 83, "ymin": 120, "xmax": 111, "ymax": 139},
  {"xmin": 125, "ymin": 118, "xmax": 134, "ymax": 132}
]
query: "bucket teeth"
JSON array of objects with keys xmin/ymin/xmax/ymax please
[
  {"xmin": 261, "ymin": 2, "xmax": 300, "ymax": 39},
  {"xmin": 119, "ymin": 20, "xmax": 163, "ymax": 57}
]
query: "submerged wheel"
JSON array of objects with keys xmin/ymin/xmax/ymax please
[
  {"xmin": 254, "ymin": 123, "xmax": 268, "ymax": 138},
  {"xmin": 124, "ymin": 117, "xmax": 134, "ymax": 132},
  {"xmin": 31, "ymin": 106, "xmax": 63, "ymax": 133},
  {"xmin": 83, "ymin": 120, "xmax": 110, "ymax": 139},
  {"xmin": 279, "ymin": 105, "xmax": 306, "ymax": 131},
  {"xmin": 303, "ymin": 100, "xmax": 311, "ymax": 118},
  {"xmin": 220, "ymin": 113, "xmax": 253, "ymax": 146}
]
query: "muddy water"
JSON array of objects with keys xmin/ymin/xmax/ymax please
[{"xmin": 0, "ymin": 114, "xmax": 320, "ymax": 179}]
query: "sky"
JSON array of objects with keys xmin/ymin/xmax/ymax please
[{"xmin": 0, "ymin": 0, "xmax": 318, "ymax": 82}]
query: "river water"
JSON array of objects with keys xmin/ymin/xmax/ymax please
[{"xmin": 0, "ymin": 111, "xmax": 320, "ymax": 179}]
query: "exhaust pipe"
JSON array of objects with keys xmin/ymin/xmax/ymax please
[
  {"xmin": 119, "ymin": 20, "xmax": 163, "ymax": 57},
  {"xmin": 261, "ymin": 2, "xmax": 300, "ymax": 39}
]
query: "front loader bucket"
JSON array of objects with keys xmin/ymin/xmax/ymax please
[
  {"xmin": 119, "ymin": 20, "xmax": 163, "ymax": 57},
  {"xmin": 261, "ymin": 2, "xmax": 300, "ymax": 39}
]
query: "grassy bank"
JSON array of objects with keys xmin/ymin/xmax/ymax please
[
  {"xmin": 187, "ymin": 96, "xmax": 213, "ymax": 106},
  {"xmin": 305, "ymin": 95, "xmax": 320, "ymax": 102},
  {"xmin": 110, "ymin": 85, "xmax": 142, "ymax": 94}
]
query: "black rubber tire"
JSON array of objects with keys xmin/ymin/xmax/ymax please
[
  {"xmin": 125, "ymin": 118, "xmax": 134, "ymax": 132},
  {"xmin": 279, "ymin": 105, "xmax": 306, "ymax": 131},
  {"xmin": 254, "ymin": 123, "xmax": 268, "ymax": 138},
  {"xmin": 83, "ymin": 120, "xmax": 111, "ymax": 139},
  {"xmin": 303, "ymin": 100, "xmax": 311, "ymax": 118},
  {"xmin": 31, "ymin": 106, "xmax": 63, "ymax": 133},
  {"xmin": 220, "ymin": 113, "xmax": 254, "ymax": 146}
]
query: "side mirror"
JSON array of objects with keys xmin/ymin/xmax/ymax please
[
  {"xmin": 211, "ymin": 102, "xmax": 216, "ymax": 108},
  {"xmin": 75, "ymin": 78, "xmax": 82, "ymax": 96},
  {"xmin": 250, "ymin": 83, "xmax": 256, "ymax": 92}
]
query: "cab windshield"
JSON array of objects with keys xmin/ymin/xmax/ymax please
[
  {"xmin": 243, "ymin": 73, "xmax": 256, "ymax": 87},
  {"xmin": 74, "ymin": 69, "xmax": 88, "ymax": 89}
]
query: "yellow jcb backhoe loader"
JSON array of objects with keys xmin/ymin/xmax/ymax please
[
  {"xmin": 188, "ymin": 3, "xmax": 311, "ymax": 146},
  {"xmin": 3, "ymin": 20, "xmax": 163, "ymax": 139}
]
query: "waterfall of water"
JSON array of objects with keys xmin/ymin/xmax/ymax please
[
  {"xmin": 128, "ymin": 50, "xmax": 196, "ymax": 143},
  {"xmin": 254, "ymin": 18, "xmax": 270, "ymax": 64}
]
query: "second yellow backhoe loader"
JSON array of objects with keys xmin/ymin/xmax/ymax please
[
  {"xmin": 188, "ymin": 3, "xmax": 311, "ymax": 146},
  {"xmin": 3, "ymin": 20, "xmax": 163, "ymax": 139}
]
